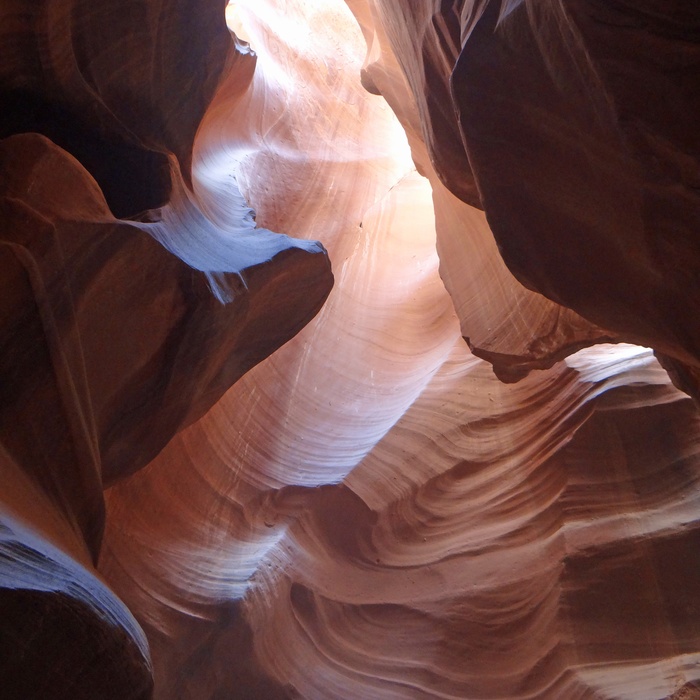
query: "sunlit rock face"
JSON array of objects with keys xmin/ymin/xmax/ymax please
[
  {"xmin": 2, "ymin": 0, "xmax": 700, "ymax": 699},
  {"xmin": 344, "ymin": 0, "xmax": 617, "ymax": 384},
  {"xmin": 358, "ymin": 0, "xmax": 700, "ymax": 394}
]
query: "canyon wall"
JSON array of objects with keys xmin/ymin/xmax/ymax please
[{"xmin": 1, "ymin": 0, "xmax": 699, "ymax": 698}]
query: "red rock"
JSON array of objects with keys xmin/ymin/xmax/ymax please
[{"xmin": 2, "ymin": 0, "xmax": 700, "ymax": 698}]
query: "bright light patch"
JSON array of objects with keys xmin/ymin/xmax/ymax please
[{"xmin": 225, "ymin": 2, "xmax": 251, "ymax": 43}]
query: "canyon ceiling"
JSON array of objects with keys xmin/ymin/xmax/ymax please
[{"xmin": 1, "ymin": 0, "xmax": 700, "ymax": 699}]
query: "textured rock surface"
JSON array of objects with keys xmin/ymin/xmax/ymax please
[
  {"xmin": 347, "ymin": 0, "xmax": 618, "ymax": 382},
  {"xmin": 0, "ymin": 0, "xmax": 331, "ymax": 694},
  {"xmin": 453, "ymin": 1, "xmax": 700, "ymax": 373},
  {"xmin": 0, "ymin": 503, "xmax": 153, "ymax": 700},
  {"xmin": 2, "ymin": 0, "xmax": 700, "ymax": 699},
  {"xmin": 362, "ymin": 0, "xmax": 700, "ymax": 392}
]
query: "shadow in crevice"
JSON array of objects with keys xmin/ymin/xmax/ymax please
[{"xmin": 0, "ymin": 89, "xmax": 171, "ymax": 219}]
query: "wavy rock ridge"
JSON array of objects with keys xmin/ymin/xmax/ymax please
[{"xmin": 1, "ymin": 0, "xmax": 700, "ymax": 699}]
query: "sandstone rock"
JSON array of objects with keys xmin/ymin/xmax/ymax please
[
  {"xmin": 2, "ymin": 0, "xmax": 700, "ymax": 698},
  {"xmin": 450, "ymin": 0, "xmax": 700, "ymax": 389}
]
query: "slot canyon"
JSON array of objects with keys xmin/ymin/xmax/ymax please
[{"xmin": 1, "ymin": 0, "xmax": 700, "ymax": 698}]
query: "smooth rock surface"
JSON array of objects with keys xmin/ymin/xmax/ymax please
[
  {"xmin": 1, "ymin": 0, "xmax": 700, "ymax": 698},
  {"xmin": 0, "ymin": 0, "xmax": 331, "ymax": 693},
  {"xmin": 450, "ymin": 0, "xmax": 700, "ymax": 390}
]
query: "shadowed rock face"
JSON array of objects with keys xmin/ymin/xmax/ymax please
[
  {"xmin": 0, "ymin": 0, "xmax": 238, "ymax": 214},
  {"xmin": 2, "ymin": 0, "xmax": 700, "ymax": 699},
  {"xmin": 372, "ymin": 0, "xmax": 700, "ymax": 393},
  {"xmin": 0, "ymin": 511, "xmax": 154, "ymax": 700},
  {"xmin": 0, "ymin": 0, "xmax": 331, "ymax": 694}
]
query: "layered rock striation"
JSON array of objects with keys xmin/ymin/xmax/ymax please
[
  {"xmin": 1, "ymin": 0, "xmax": 699, "ymax": 699},
  {"xmin": 0, "ymin": 0, "xmax": 331, "ymax": 695}
]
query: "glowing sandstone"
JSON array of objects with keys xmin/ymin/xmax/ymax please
[
  {"xmin": 101, "ymin": 2, "xmax": 700, "ymax": 699},
  {"xmin": 1, "ymin": 0, "xmax": 700, "ymax": 699},
  {"xmin": 356, "ymin": 0, "xmax": 700, "ymax": 393}
]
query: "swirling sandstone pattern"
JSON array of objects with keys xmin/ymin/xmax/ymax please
[
  {"xmin": 361, "ymin": 0, "xmax": 700, "ymax": 393},
  {"xmin": 1, "ymin": 0, "xmax": 700, "ymax": 699},
  {"xmin": 0, "ymin": 0, "xmax": 330, "ymax": 695}
]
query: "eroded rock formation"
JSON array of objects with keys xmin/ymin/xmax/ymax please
[
  {"xmin": 1, "ymin": 0, "xmax": 699, "ymax": 698},
  {"xmin": 356, "ymin": 0, "xmax": 700, "ymax": 391}
]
